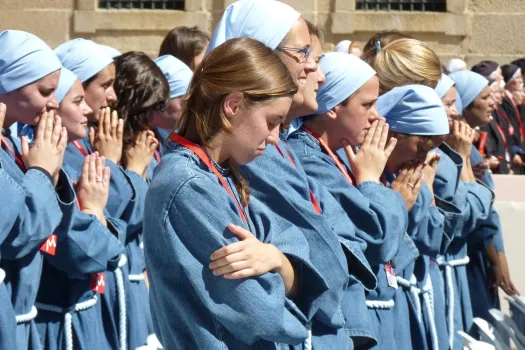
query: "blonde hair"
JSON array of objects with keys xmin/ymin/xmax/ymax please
[
  {"xmin": 372, "ymin": 38, "xmax": 442, "ymax": 95},
  {"xmin": 176, "ymin": 37, "xmax": 298, "ymax": 206}
]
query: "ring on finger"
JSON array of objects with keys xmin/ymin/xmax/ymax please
[
  {"xmin": 408, "ymin": 183, "xmax": 415, "ymax": 188},
  {"xmin": 96, "ymin": 178, "xmax": 103, "ymax": 183}
]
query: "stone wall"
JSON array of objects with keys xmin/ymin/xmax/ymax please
[{"xmin": 1, "ymin": 0, "xmax": 524, "ymax": 67}]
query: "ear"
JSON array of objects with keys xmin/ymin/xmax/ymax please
[
  {"xmin": 223, "ymin": 91, "xmax": 244, "ymax": 118},
  {"xmin": 326, "ymin": 106, "xmax": 338, "ymax": 120}
]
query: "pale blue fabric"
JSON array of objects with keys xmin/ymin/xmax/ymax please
[
  {"xmin": 99, "ymin": 44, "xmax": 122, "ymax": 59},
  {"xmin": 0, "ymin": 30, "xmax": 61, "ymax": 94},
  {"xmin": 376, "ymin": 84, "xmax": 449, "ymax": 135},
  {"xmin": 55, "ymin": 68, "xmax": 78, "ymax": 104},
  {"xmin": 435, "ymin": 73, "xmax": 455, "ymax": 99},
  {"xmin": 315, "ymin": 52, "xmax": 376, "ymax": 115},
  {"xmin": 449, "ymin": 70, "xmax": 488, "ymax": 109},
  {"xmin": 55, "ymin": 39, "xmax": 113, "ymax": 83},
  {"xmin": 455, "ymin": 94, "xmax": 463, "ymax": 116},
  {"xmin": 206, "ymin": 0, "xmax": 300, "ymax": 53},
  {"xmin": 154, "ymin": 55, "xmax": 193, "ymax": 99}
]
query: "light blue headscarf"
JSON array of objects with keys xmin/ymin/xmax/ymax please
[
  {"xmin": 206, "ymin": 0, "xmax": 300, "ymax": 53},
  {"xmin": 376, "ymin": 84, "xmax": 449, "ymax": 135},
  {"xmin": 56, "ymin": 68, "xmax": 79, "ymax": 104},
  {"xmin": 449, "ymin": 70, "xmax": 488, "ymax": 109},
  {"xmin": 154, "ymin": 55, "xmax": 193, "ymax": 99},
  {"xmin": 455, "ymin": 94, "xmax": 463, "ymax": 116},
  {"xmin": 435, "ymin": 73, "xmax": 455, "ymax": 99},
  {"xmin": 0, "ymin": 30, "xmax": 61, "ymax": 94},
  {"xmin": 315, "ymin": 52, "xmax": 376, "ymax": 115},
  {"xmin": 55, "ymin": 39, "xmax": 113, "ymax": 83},
  {"xmin": 99, "ymin": 44, "xmax": 122, "ymax": 59}
]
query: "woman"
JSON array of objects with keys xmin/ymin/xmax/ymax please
[
  {"xmin": 153, "ymin": 54, "xmax": 193, "ymax": 146},
  {"xmin": 158, "ymin": 26, "xmax": 209, "ymax": 71},
  {"xmin": 334, "ymin": 39, "xmax": 362, "ymax": 57},
  {"xmin": 55, "ymin": 38, "xmax": 147, "ymax": 350},
  {"xmin": 0, "ymin": 30, "xmax": 77, "ymax": 350},
  {"xmin": 208, "ymin": 1, "xmax": 376, "ymax": 348},
  {"xmin": 112, "ymin": 51, "xmax": 168, "ymax": 349},
  {"xmin": 450, "ymin": 69, "xmax": 519, "ymax": 336},
  {"xmin": 288, "ymin": 52, "xmax": 423, "ymax": 350},
  {"xmin": 34, "ymin": 67, "xmax": 125, "ymax": 350},
  {"xmin": 145, "ymin": 37, "xmax": 325, "ymax": 349}
]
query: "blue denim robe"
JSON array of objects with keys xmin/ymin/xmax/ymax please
[
  {"xmin": 242, "ymin": 136, "xmax": 376, "ymax": 349},
  {"xmin": 0, "ymin": 159, "xmax": 30, "ymax": 350},
  {"xmin": 144, "ymin": 142, "xmax": 329, "ymax": 349},
  {"xmin": 466, "ymin": 147, "xmax": 504, "ymax": 329},
  {"xmin": 434, "ymin": 143, "xmax": 494, "ymax": 350},
  {"xmin": 0, "ymin": 132, "xmax": 75, "ymax": 350},
  {"xmin": 288, "ymin": 129, "xmax": 419, "ymax": 349},
  {"xmin": 64, "ymin": 136, "xmax": 146, "ymax": 350},
  {"xmin": 33, "ymin": 149, "xmax": 126, "ymax": 350}
]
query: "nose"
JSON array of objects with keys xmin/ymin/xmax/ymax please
[
  {"xmin": 106, "ymin": 86, "xmax": 117, "ymax": 103},
  {"xmin": 46, "ymin": 92, "xmax": 59, "ymax": 111},
  {"xmin": 449, "ymin": 104, "xmax": 459, "ymax": 119},
  {"xmin": 317, "ymin": 66, "xmax": 326, "ymax": 85},
  {"xmin": 488, "ymin": 96, "xmax": 496, "ymax": 110},
  {"xmin": 266, "ymin": 126, "xmax": 281, "ymax": 147},
  {"xmin": 369, "ymin": 105, "xmax": 383, "ymax": 122},
  {"xmin": 304, "ymin": 55, "xmax": 317, "ymax": 74},
  {"xmin": 82, "ymin": 100, "xmax": 93, "ymax": 116}
]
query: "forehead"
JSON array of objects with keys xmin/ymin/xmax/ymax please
[
  {"xmin": 281, "ymin": 18, "xmax": 310, "ymax": 47},
  {"xmin": 94, "ymin": 63, "xmax": 115, "ymax": 82},
  {"xmin": 35, "ymin": 69, "xmax": 61, "ymax": 88}
]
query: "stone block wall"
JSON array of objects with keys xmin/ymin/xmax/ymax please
[{"xmin": 0, "ymin": 0, "xmax": 524, "ymax": 67}]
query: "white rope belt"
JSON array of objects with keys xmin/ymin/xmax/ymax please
[
  {"xmin": 129, "ymin": 274, "xmax": 145, "ymax": 282},
  {"xmin": 304, "ymin": 329, "xmax": 312, "ymax": 350},
  {"xmin": 36, "ymin": 295, "xmax": 98, "ymax": 350},
  {"xmin": 115, "ymin": 254, "xmax": 128, "ymax": 350},
  {"xmin": 15, "ymin": 305, "xmax": 38, "ymax": 324},
  {"xmin": 397, "ymin": 275, "xmax": 423, "ymax": 325},
  {"xmin": 0, "ymin": 268, "xmax": 5, "ymax": 284},
  {"xmin": 436, "ymin": 256, "xmax": 470, "ymax": 349},
  {"xmin": 366, "ymin": 299, "xmax": 395, "ymax": 309},
  {"xmin": 421, "ymin": 277, "xmax": 439, "ymax": 350}
]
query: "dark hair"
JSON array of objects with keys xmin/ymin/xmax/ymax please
[
  {"xmin": 158, "ymin": 26, "xmax": 210, "ymax": 70},
  {"xmin": 177, "ymin": 37, "xmax": 297, "ymax": 205},
  {"xmin": 305, "ymin": 20, "xmax": 325, "ymax": 44},
  {"xmin": 361, "ymin": 30, "xmax": 413, "ymax": 65},
  {"xmin": 113, "ymin": 51, "xmax": 169, "ymax": 150}
]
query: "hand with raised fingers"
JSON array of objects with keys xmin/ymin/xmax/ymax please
[
  {"xmin": 447, "ymin": 120, "xmax": 474, "ymax": 159},
  {"xmin": 421, "ymin": 151, "xmax": 441, "ymax": 189},
  {"xmin": 21, "ymin": 111, "xmax": 68, "ymax": 186},
  {"xmin": 390, "ymin": 162, "xmax": 424, "ymax": 211},
  {"xmin": 76, "ymin": 152, "xmax": 110, "ymax": 226},
  {"xmin": 209, "ymin": 224, "xmax": 284, "ymax": 280},
  {"xmin": 89, "ymin": 107, "xmax": 123, "ymax": 165},
  {"xmin": 123, "ymin": 129, "xmax": 158, "ymax": 178},
  {"xmin": 343, "ymin": 120, "xmax": 397, "ymax": 185}
]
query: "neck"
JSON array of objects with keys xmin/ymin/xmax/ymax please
[
  {"xmin": 205, "ymin": 133, "xmax": 230, "ymax": 165},
  {"xmin": 303, "ymin": 117, "xmax": 339, "ymax": 152}
]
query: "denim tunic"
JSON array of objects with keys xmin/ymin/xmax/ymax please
[
  {"xmin": 0, "ymin": 158, "xmax": 37, "ymax": 350},
  {"xmin": 288, "ymin": 129, "xmax": 419, "ymax": 350},
  {"xmin": 433, "ymin": 143, "xmax": 494, "ymax": 350},
  {"xmin": 144, "ymin": 142, "xmax": 329, "ymax": 349},
  {"xmin": 0, "ymin": 132, "xmax": 75, "ymax": 350},
  {"xmin": 242, "ymin": 135, "xmax": 377, "ymax": 349}
]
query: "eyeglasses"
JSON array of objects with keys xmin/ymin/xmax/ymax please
[{"xmin": 276, "ymin": 45, "xmax": 312, "ymax": 63}]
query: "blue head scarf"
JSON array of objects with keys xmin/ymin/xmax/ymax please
[
  {"xmin": 449, "ymin": 70, "xmax": 488, "ymax": 109},
  {"xmin": 55, "ymin": 68, "xmax": 79, "ymax": 104},
  {"xmin": 376, "ymin": 84, "xmax": 449, "ymax": 135},
  {"xmin": 315, "ymin": 52, "xmax": 376, "ymax": 115},
  {"xmin": 0, "ymin": 30, "xmax": 61, "ymax": 94},
  {"xmin": 435, "ymin": 73, "xmax": 455, "ymax": 99},
  {"xmin": 55, "ymin": 39, "xmax": 113, "ymax": 83},
  {"xmin": 154, "ymin": 55, "xmax": 193, "ymax": 99},
  {"xmin": 206, "ymin": 0, "xmax": 300, "ymax": 53},
  {"xmin": 99, "ymin": 44, "xmax": 122, "ymax": 59}
]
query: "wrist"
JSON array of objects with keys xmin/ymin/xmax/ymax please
[
  {"xmin": 125, "ymin": 163, "xmax": 147, "ymax": 176},
  {"xmin": 356, "ymin": 172, "xmax": 380, "ymax": 185},
  {"xmin": 269, "ymin": 245, "xmax": 284, "ymax": 272},
  {"xmin": 82, "ymin": 207, "xmax": 106, "ymax": 223}
]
